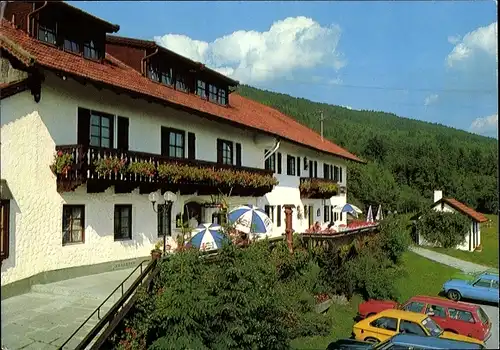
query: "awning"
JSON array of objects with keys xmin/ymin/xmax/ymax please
[{"xmin": 0, "ymin": 179, "xmax": 13, "ymax": 200}]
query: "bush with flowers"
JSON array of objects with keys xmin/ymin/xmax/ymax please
[
  {"xmin": 157, "ymin": 162, "xmax": 278, "ymax": 188},
  {"xmin": 50, "ymin": 150, "xmax": 74, "ymax": 175},
  {"xmin": 128, "ymin": 161, "xmax": 156, "ymax": 177},
  {"xmin": 299, "ymin": 179, "xmax": 338, "ymax": 197},
  {"xmin": 94, "ymin": 156, "xmax": 127, "ymax": 177}
]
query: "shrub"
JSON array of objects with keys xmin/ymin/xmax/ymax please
[
  {"xmin": 415, "ymin": 210, "xmax": 470, "ymax": 248},
  {"xmin": 377, "ymin": 215, "xmax": 411, "ymax": 265}
]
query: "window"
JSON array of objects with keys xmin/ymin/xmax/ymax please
[
  {"xmin": 333, "ymin": 212, "xmax": 338, "ymax": 221},
  {"xmin": 197, "ymin": 80, "xmax": 207, "ymax": 99},
  {"xmin": 448, "ymin": 308, "xmax": 475, "ymax": 323},
  {"xmin": 370, "ymin": 317, "xmax": 398, "ymax": 331},
  {"xmin": 217, "ymin": 88, "xmax": 227, "ymax": 105},
  {"xmin": 217, "ymin": 139, "xmax": 233, "ymax": 165},
  {"xmin": 90, "ymin": 112, "xmax": 113, "ymax": 148},
  {"xmin": 208, "ymin": 84, "xmax": 218, "ymax": 102},
  {"xmin": 264, "ymin": 150, "xmax": 276, "ymax": 172},
  {"xmin": 0, "ymin": 200, "xmax": 10, "ymax": 260},
  {"xmin": 324, "ymin": 205, "xmax": 330, "ymax": 222},
  {"xmin": 175, "ymin": 73, "xmax": 188, "ymax": 92},
  {"xmin": 425, "ymin": 304, "xmax": 446, "ymax": 318},
  {"xmin": 492, "ymin": 280, "xmax": 499, "ymax": 289},
  {"xmin": 64, "ymin": 38, "xmax": 80, "ymax": 53},
  {"xmin": 323, "ymin": 164, "xmax": 330, "ymax": 179},
  {"xmin": 276, "ymin": 205, "xmax": 282, "ymax": 227},
  {"xmin": 148, "ymin": 64, "xmax": 160, "ymax": 82},
  {"xmin": 161, "ymin": 68, "xmax": 173, "ymax": 86},
  {"xmin": 398, "ymin": 320, "xmax": 426, "ymax": 336},
  {"xmin": 83, "ymin": 40, "xmax": 99, "ymax": 60},
  {"xmin": 62, "ymin": 205, "xmax": 85, "ymax": 245},
  {"xmin": 264, "ymin": 205, "xmax": 275, "ymax": 222},
  {"xmin": 37, "ymin": 23, "xmax": 57, "ymax": 45},
  {"xmin": 333, "ymin": 165, "xmax": 339, "ymax": 182},
  {"xmin": 114, "ymin": 205, "xmax": 132, "ymax": 240},
  {"xmin": 169, "ymin": 130, "xmax": 185, "ymax": 158},
  {"xmin": 287, "ymin": 155, "xmax": 296, "ymax": 176},
  {"xmin": 474, "ymin": 278, "xmax": 492, "ymax": 288},
  {"xmin": 402, "ymin": 301, "xmax": 425, "ymax": 313}
]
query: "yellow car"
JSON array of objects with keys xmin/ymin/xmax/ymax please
[{"xmin": 352, "ymin": 309, "xmax": 485, "ymax": 346}]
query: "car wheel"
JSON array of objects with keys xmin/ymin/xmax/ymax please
[
  {"xmin": 364, "ymin": 337, "xmax": 379, "ymax": 343},
  {"xmin": 447, "ymin": 289, "xmax": 461, "ymax": 301}
]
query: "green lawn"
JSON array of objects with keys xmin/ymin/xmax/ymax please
[
  {"xmin": 290, "ymin": 252, "xmax": 460, "ymax": 349},
  {"xmin": 426, "ymin": 214, "xmax": 498, "ymax": 268}
]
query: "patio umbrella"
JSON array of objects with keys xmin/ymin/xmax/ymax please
[
  {"xmin": 366, "ymin": 205, "xmax": 374, "ymax": 223},
  {"xmin": 339, "ymin": 203, "xmax": 363, "ymax": 218},
  {"xmin": 375, "ymin": 205, "xmax": 384, "ymax": 221},
  {"xmin": 187, "ymin": 223, "xmax": 228, "ymax": 251},
  {"xmin": 227, "ymin": 204, "xmax": 273, "ymax": 235}
]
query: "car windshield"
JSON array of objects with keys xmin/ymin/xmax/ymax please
[
  {"xmin": 422, "ymin": 316, "xmax": 443, "ymax": 337},
  {"xmin": 477, "ymin": 307, "xmax": 490, "ymax": 324}
]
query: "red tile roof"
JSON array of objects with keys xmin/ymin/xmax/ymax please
[
  {"xmin": 441, "ymin": 198, "xmax": 488, "ymax": 223},
  {"xmin": 0, "ymin": 21, "xmax": 363, "ymax": 163}
]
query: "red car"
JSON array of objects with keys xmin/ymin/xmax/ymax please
[{"xmin": 357, "ymin": 295, "xmax": 491, "ymax": 341}]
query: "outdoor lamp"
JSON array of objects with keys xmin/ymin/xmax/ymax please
[{"xmin": 149, "ymin": 191, "xmax": 178, "ymax": 255}]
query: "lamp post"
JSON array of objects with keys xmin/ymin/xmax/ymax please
[{"xmin": 148, "ymin": 191, "xmax": 177, "ymax": 254}]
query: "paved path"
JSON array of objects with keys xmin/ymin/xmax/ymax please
[
  {"xmin": 410, "ymin": 247, "xmax": 491, "ymax": 273},
  {"xmin": 410, "ymin": 246, "xmax": 499, "ymax": 349},
  {"xmin": 1, "ymin": 267, "xmax": 140, "ymax": 350}
]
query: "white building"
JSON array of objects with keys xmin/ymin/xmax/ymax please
[
  {"xmin": 417, "ymin": 190, "xmax": 488, "ymax": 252},
  {"xmin": 0, "ymin": 1, "xmax": 363, "ymax": 288}
]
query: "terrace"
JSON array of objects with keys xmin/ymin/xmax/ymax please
[{"xmin": 53, "ymin": 145, "xmax": 277, "ymax": 196}]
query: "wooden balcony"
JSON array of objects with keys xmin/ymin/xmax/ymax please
[
  {"xmin": 299, "ymin": 177, "xmax": 339, "ymax": 199},
  {"xmin": 53, "ymin": 145, "xmax": 277, "ymax": 196}
]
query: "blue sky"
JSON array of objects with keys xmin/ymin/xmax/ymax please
[{"xmin": 70, "ymin": 1, "xmax": 498, "ymax": 137}]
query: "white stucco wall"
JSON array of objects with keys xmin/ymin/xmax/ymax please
[
  {"xmin": 1, "ymin": 71, "xmax": 350, "ymax": 285},
  {"xmin": 417, "ymin": 202, "xmax": 477, "ymax": 252}
]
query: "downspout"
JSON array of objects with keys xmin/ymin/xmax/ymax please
[
  {"xmin": 264, "ymin": 138, "xmax": 280, "ymax": 161},
  {"xmin": 27, "ymin": 1, "xmax": 48, "ymax": 36},
  {"xmin": 140, "ymin": 48, "xmax": 159, "ymax": 75}
]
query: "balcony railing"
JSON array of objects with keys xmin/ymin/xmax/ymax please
[
  {"xmin": 299, "ymin": 177, "xmax": 339, "ymax": 199},
  {"xmin": 53, "ymin": 145, "xmax": 276, "ymax": 196}
]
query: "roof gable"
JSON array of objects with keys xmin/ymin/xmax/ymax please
[{"xmin": 434, "ymin": 198, "xmax": 488, "ymax": 223}]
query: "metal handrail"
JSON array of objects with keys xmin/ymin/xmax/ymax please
[{"xmin": 58, "ymin": 259, "xmax": 152, "ymax": 349}]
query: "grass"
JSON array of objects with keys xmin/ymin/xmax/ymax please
[
  {"xmin": 426, "ymin": 214, "xmax": 498, "ymax": 268},
  {"xmin": 290, "ymin": 251, "xmax": 460, "ymax": 349}
]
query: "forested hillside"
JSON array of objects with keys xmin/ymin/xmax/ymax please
[{"xmin": 237, "ymin": 85, "xmax": 498, "ymax": 214}]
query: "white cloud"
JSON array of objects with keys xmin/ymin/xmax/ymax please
[
  {"xmin": 424, "ymin": 94, "xmax": 439, "ymax": 106},
  {"xmin": 446, "ymin": 22, "xmax": 497, "ymax": 68},
  {"xmin": 447, "ymin": 35, "xmax": 461, "ymax": 44},
  {"xmin": 470, "ymin": 114, "xmax": 498, "ymax": 137},
  {"xmin": 341, "ymin": 105, "xmax": 352, "ymax": 110},
  {"xmin": 154, "ymin": 16, "xmax": 345, "ymax": 84}
]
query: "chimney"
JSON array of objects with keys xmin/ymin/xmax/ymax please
[{"xmin": 434, "ymin": 190, "xmax": 443, "ymax": 203}]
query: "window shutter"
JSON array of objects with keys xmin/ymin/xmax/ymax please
[
  {"xmin": 323, "ymin": 164, "xmax": 329, "ymax": 179},
  {"xmin": 277, "ymin": 152, "xmax": 282, "ymax": 174},
  {"xmin": 329, "ymin": 165, "xmax": 333, "ymax": 180},
  {"xmin": 331, "ymin": 207, "xmax": 334, "ymax": 221},
  {"xmin": 117, "ymin": 116, "xmax": 129, "ymax": 151},
  {"xmin": 276, "ymin": 205, "xmax": 282, "ymax": 227},
  {"xmin": 235, "ymin": 143, "xmax": 242, "ymax": 167},
  {"xmin": 161, "ymin": 127, "xmax": 169, "ymax": 156},
  {"xmin": 216, "ymin": 139, "xmax": 223, "ymax": 163},
  {"xmin": 188, "ymin": 132, "xmax": 196, "ymax": 160},
  {"xmin": 324, "ymin": 205, "xmax": 328, "ymax": 222},
  {"xmin": 77, "ymin": 107, "xmax": 91, "ymax": 146},
  {"xmin": 297, "ymin": 157, "xmax": 301, "ymax": 176},
  {"xmin": 314, "ymin": 161, "xmax": 318, "ymax": 178},
  {"xmin": 340, "ymin": 166, "xmax": 343, "ymax": 182}
]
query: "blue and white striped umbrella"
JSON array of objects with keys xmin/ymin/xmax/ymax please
[
  {"xmin": 227, "ymin": 205, "xmax": 273, "ymax": 235},
  {"xmin": 187, "ymin": 223, "xmax": 228, "ymax": 251}
]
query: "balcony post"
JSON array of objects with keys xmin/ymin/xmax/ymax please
[{"xmin": 283, "ymin": 204, "xmax": 295, "ymax": 254}]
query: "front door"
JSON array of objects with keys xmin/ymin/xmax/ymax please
[{"xmin": 308, "ymin": 205, "xmax": 314, "ymax": 227}]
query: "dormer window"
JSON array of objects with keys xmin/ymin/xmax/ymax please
[
  {"xmin": 175, "ymin": 73, "xmax": 188, "ymax": 92},
  {"xmin": 38, "ymin": 23, "xmax": 57, "ymax": 45},
  {"xmin": 148, "ymin": 65, "xmax": 160, "ymax": 82},
  {"xmin": 217, "ymin": 89, "xmax": 227, "ymax": 105},
  {"xmin": 161, "ymin": 68, "xmax": 173, "ymax": 86},
  {"xmin": 197, "ymin": 80, "xmax": 207, "ymax": 99},
  {"xmin": 84, "ymin": 40, "xmax": 100, "ymax": 60},
  {"xmin": 64, "ymin": 38, "xmax": 80, "ymax": 53},
  {"xmin": 208, "ymin": 84, "xmax": 218, "ymax": 103}
]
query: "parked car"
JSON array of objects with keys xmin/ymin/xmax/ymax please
[
  {"xmin": 327, "ymin": 334, "xmax": 485, "ymax": 349},
  {"xmin": 352, "ymin": 309, "xmax": 484, "ymax": 346},
  {"xmin": 357, "ymin": 295, "xmax": 492, "ymax": 341},
  {"xmin": 451, "ymin": 268, "xmax": 499, "ymax": 282},
  {"xmin": 443, "ymin": 272, "xmax": 499, "ymax": 304}
]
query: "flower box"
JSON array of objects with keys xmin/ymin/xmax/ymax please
[
  {"xmin": 300, "ymin": 179, "xmax": 338, "ymax": 198},
  {"xmin": 93, "ymin": 156, "xmax": 127, "ymax": 177},
  {"xmin": 50, "ymin": 150, "xmax": 74, "ymax": 176},
  {"xmin": 128, "ymin": 161, "xmax": 156, "ymax": 177}
]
